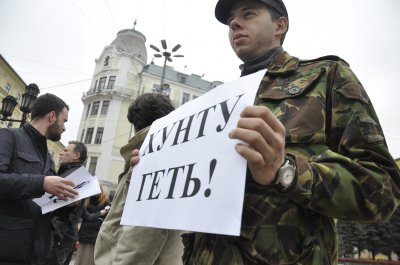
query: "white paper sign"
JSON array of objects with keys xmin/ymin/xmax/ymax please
[
  {"xmin": 121, "ymin": 70, "xmax": 266, "ymax": 236},
  {"xmin": 33, "ymin": 166, "xmax": 101, "ymax": 214}
]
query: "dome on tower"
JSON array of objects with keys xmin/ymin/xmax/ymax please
[{"xmin": 110, "ymin": 28, "xmax": 147, "ymax": 63}]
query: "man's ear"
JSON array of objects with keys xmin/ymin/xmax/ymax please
[
  {"xmin": 74, "ymin": 152, "xmax": 81, "ymax": 161},
  {"xmin": 274, "ymin": 16, "xmax": 288, "ymax": 39},
  {"xmin": 48, "ymin": 111, "xmax": 57, "ymax": 123}
]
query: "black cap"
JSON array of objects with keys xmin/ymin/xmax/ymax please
[{"xmin": 215, "ymin": 0, "xmax": 288, "ymax": 25}]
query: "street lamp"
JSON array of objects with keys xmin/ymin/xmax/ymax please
[
  {"xmin": 150, "ymin": 39, "xmax": 184, "ymax": 94},
  {"xmin": 0, "ymin": 83, "xmax": 40, "ymax": 127}
]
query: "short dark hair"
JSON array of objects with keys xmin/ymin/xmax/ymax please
[
  {"xmin": 127, "ymin": 93, "xmax": 175, "ymax": 132},
  {"xmin": 267, "ymin": 7, "xmax": 288, "ymax": 45},
  {"xmin": 68, "ymin": 140, "xmax": 87, "ymax": 163},
  {"xmin": 31, "ymin": 93, "xmax": 69, "ymax": 120}
]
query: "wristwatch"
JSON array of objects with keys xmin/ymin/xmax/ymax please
[{"xmin": 275, "ymin": 156, "xmax": 296, "ymax": 192}]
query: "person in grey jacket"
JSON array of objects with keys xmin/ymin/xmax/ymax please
[
  {"xmin": 94, "ymin": 93, "xmax": 184, "ymax": 265},
  {"xmin": 0, "ymin": 92, "xmax": 78, "ymax": 265}
]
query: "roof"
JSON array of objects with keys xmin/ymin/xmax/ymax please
[
  {"xmin": 144, "ymin": 63, "xmax": 223, "ymax": 92},
  {"xmin": 110, "ymin": 29, "xmax": 147, "ymax": 63}
]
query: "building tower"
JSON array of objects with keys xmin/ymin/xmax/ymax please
[{"xmin": 77, "ymin": 27, "xmax": 222, "ymax": 194}]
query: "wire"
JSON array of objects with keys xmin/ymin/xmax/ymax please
[
  {"xmin": 2, "ymin": 53, "xmax": 91, "ymax": 75},
  {"xmin": 40, "ymin": 79, "xmax": 92, "ymax": 90},
  {"xmin": 103, "ymin": 0, "xmax": 129, "ymax": 53},
  {"xmin": 69, "ymin": 0, "xmax": 104, "ymax": 34},
  {"xmin": 104, "ymin": 0, "xmax": 118, "ymax": 28}
]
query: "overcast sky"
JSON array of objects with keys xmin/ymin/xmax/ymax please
[{"xmin": 1, "ymin": 0, "xmax": 399, "ymax": 158}]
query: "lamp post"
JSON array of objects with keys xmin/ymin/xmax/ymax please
[
  {"xmin": 150, "ymin": 39, "xmax": 184, "ymax": 94},
  {"xmin": 0, "ymin": 83, "xmax": 40, "ymax": 128}
]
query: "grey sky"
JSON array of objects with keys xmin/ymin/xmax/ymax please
[{"xmin": 1, "ymin": 0, "xmax": 399, "ymax": 158}]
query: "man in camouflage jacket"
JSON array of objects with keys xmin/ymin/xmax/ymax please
[{"xmin": 181, "ymin": 0, "xmax": 400, "ymax": 264}]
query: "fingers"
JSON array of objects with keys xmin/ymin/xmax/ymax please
[
  {"xmin": 44, "ymin": 176, "xmax": 79, "ymax": 201},
  {"xmin": 55, "ymin": 188, "xmax": 77, "ymax": 201},
  {"xmin": 229, "ymin": 106, "xmax": 285, "ymax": 162},
  {"xmin": 228, "ymin": 106, "xmax": 286, "ymax": 185},
  {"xmin": 240, "ymin": 106, "xmax": 285, "ymax": 135},
  {"xmin": 62, "ymin": 179, "xmax": 79, "ymax": 196},
  {"xmin": 56, "ymin": 179, "xmax": 79, "ymax": 199},
  {"xmin": 130, "ymin": 149, "xmax": 140, "ymax": 167},
  {"xmin": 62, "ymin": 187, "xmax": 79, "ymax": 199}
]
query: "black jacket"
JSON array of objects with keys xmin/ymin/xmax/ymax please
[
  {"xmin": 51, "ymin": 162, "xmax": 84, "ymax": 241},
  {"xmin": 0, "ymin": 124, "xmax": 56, "ymax": 265},
  {"xmin": 78, "ymin": 197, "xmax": 110, "ymax": 245}
]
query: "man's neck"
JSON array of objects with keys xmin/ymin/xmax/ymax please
[
  {"xmin": 240, "ymin": 46, "xmax": 283, "ymax": 76},
  {"xmin": 30, "ymin": 121, "xmax": 47, "ymax": 138}
]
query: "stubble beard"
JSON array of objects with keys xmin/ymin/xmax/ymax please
[{"xmin": 47, "ymin": 122, "xmax": 62, "ymax": 142}]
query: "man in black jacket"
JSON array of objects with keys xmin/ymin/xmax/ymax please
[
  {"xmin": 0, "ymin": 92, "xmax": 78, "ymax": 265},
  {"xmin": 51, "ymin": 141, "xmax": 88, "ymax": 265}
]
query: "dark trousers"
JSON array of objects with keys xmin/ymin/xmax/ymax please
[{"xmin": 50, "ymin": 237, "xmax": 76, "ymax": 265}]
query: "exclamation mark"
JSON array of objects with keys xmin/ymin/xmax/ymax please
[{"xmin": 204, "ymin": 159, "xmax": 217, "ymax": 197}]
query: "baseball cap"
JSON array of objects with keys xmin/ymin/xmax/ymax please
[{"xmin": 215, "ymin": 0, "xmax": 289, "ymax": 25}]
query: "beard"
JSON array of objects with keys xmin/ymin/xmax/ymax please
[{"xmin": 47, "ymin": 122, "xmax": 62, "ymax": 141}]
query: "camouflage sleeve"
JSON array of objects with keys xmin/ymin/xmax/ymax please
[{"xmin": 287, "ymin": 61, "xmax": 400, "ymax": 223}]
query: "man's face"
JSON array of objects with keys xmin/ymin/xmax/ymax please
[
  {"xmin": 59, "ymin": 144, "xmax": 79, "ymax": 165},
  {"xmin": 47, "ymin": 107, "xmax": 68, "ymax": 142},
  {"xmin": 227, "ymin": 0, "xmax": 281, "ymax": 62}
]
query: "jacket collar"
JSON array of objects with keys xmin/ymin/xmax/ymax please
[
  {"xmin": 240, "ymin": 47, "xmax": 283, "ymax": 76},
  {"xmin": 239, "ymin": 48, "xmax": 300, "ymax": 77},
  {"xmin": 266, "ymin": 51, "xmax": 300, "ymax": 76},
  {"xmin": 120, "ymin": 127, "xmax": 150, "ymax": 163},
  {"xmin": 58, "ymin": 162, "xmax": 83, "ymax": 175}
]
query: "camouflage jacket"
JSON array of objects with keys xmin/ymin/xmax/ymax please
[{"xmin": 182, "ymin": 51, "xmax": 400, "ymax": 265}]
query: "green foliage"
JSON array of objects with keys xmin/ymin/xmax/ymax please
[{"xmin": 337, "ymin": 208, "xmax": 400, "ymax": 259}]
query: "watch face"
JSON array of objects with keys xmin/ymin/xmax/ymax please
[{"xmin": 281, "ymin": 167, "xmax": 295, "ymax": 185}]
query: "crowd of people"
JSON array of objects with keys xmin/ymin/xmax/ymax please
[{"xmin": 1, "ymin": 0, "xmax": 399, "ymax": 264}]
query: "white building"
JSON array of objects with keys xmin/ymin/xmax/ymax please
[{"xmin": 77, "ymin": 27, "xmax": 222, "ymax": 194}]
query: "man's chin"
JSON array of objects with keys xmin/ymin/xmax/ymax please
[
  {"xmin": 234, "ymin": 48, "xmax": 253, "ymax": 62},
  {"xmin": 48, "ymin": 134, "xmax": 61, "ymax": 142}
]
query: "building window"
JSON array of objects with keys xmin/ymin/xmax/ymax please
[
  {"xmin": 101, "ymin": 101, "xmax": 110, "ymax": 115},
  {"xmin": 99, "ymin": 77, "xmax": 107, "ymax": 90},
  {"xmin": 179, "ymin": 75, "xmax": 187, "ymax": 84},
  {"xmin": 91, "ymin": 101, "xmax": 100, "ymax": 116},
  {"xmin": 104, "ymin": 56, "xmax": 110, "ymax": 66},
  {"xmin": 93, "ymin": 80, "xmax": 98, "ymax": 92},
  {"xmin": 86, "ymin": 104, "xmax": 91, "ymax": 118},
  {"xmin": 94, "ymin": 127, "xmax": 104, "ymax": 144},
  {"xmin": 5, "ymin": 83, "xmax": 11, "ymax": 93},
  {"xmin": 89, "ymin": 157, "xmax": 98, "ymax": 175},
  {"xmin": 107, "ymin": 76, "xmax": 116, "ymax": 89},
  {"xmin": 85, "ymin": 128, "xmax": 94, "ymax": 144},
  {"xmin": 80, "ymin": 129, "xmax": 85, "ymax": 142},
  {"xmin": 182, "ymin": 92, "xmax": 190, "ymax": 104}
]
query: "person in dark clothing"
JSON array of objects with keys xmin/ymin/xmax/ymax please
[
  {"xmin": 0, "ymin": 91, "xmax": 79, "ymax": 265},
  {"xmin": 74, "ymin": 186, "xmax": 110, "ymax": 265},
  {"xmin": 50, "ymin": 141, "xmax": 88, "ymax": 265}
]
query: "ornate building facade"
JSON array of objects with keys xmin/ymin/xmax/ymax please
[{"xmin": 77, "ymin": 28, "xmax": 222, "ymax": 194}]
